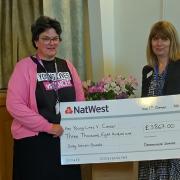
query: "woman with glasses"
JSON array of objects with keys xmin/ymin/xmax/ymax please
[
  {"xmin": 6, "ymin": 16, "xmax": 84, "ymax": 180},
  {"xmin": 139, "ymin": 21, "xmax": 180, "ymax": 180}
]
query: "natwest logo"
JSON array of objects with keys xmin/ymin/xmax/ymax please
[
  {"xmin": 74, "ymin": 105, "xmax": 109, "ymax": 114},
  {"xmin": 65, "ymin": 107, "xmax": 73, "ymax": 114}
]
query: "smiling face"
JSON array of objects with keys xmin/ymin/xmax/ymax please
[
  {"xmin": 35, "ymin": 28, "xmax": 60, "ymax": 60},
  {"xmin": 151, "ymin": 35, "xmax": 170, "ymax": 59}
]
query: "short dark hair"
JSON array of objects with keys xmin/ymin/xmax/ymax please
[{"xmin": 31, "ymin": 16, "xmax": 62, "ymax": 48}]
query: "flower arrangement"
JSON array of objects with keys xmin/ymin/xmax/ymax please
[{"xmin": 83, "ymin": 75, "xmax": 138, "ymax": 100}]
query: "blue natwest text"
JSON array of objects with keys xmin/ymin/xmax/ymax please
[{"xmin": 74, "ymin": 105, "xmax": 109, "ymax": 113}]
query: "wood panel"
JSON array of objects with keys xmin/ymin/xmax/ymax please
[
  {"xmin": 0, "ymin": 91, "xmax": 13, "ymax": 180},
  {"xmin": 92, "ymin": 162, "xmax": 138, "ymax": 180}
]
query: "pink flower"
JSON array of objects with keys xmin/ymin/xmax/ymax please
[{"xmin": 82, "ymin": 74, "xmax": 138, "ymax": 100}]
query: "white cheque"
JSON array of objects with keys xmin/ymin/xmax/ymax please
[{"xmin": 60, "ymin": 95, "xmax": 180, "ymax": 165}]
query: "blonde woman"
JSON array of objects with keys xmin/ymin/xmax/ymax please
[{"xmin": 139, "ymin": 21, "xmax": 180, "ymax": 179}]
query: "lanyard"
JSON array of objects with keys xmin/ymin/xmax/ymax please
[
  {"xmin": 154, "ymin": 65, "xmax": 167, "ymax": 96},
  {"xmin": 39, "ymin": 60, "xmax": 59, "ymax": 92},
  {"xmin": 154, "ymin": 65, "xmax": 167, "ymax": 82},
  {"xmin": 154, "ymin": 65, "xmax": 159, "ymax": 82},
  {"xmin": 35, "ymin": 55, "xmax": 61, "ymax": 114}
]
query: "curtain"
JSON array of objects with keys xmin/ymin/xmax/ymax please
[
  {"xmin": 0, "ymin": 0, "xmax": 92, "ymax": 89},
  {"xmin": 0, "ymin": 0, "xmax": 43, "ymax": 89},
  {"xmin": 43, "ymin": 0, "xmax": 92, "ymax": 81}
]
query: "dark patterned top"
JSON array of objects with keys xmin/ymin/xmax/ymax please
[
  {"xmin": 138, "ymin": 69, "xmax": 180, "ymax": 180},
  {"xmin": 148, "ymin": 70, "xmax": 166, "ymax": 96}
]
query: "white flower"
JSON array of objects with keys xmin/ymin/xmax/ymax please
[
  {"xmin": 104, "ymin": 84, "xmax": 110, "ymax": 91},
  {"xmin": 114, "ymin": 86, "xmax": 121, "ymax": 95},
  {"xmin": 110, "ymin": 82, "xmax": 116, "ymax": 88}
]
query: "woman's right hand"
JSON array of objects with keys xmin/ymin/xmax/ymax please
[{"xmin": 49, "ymin": 124, "xmax": 64, "ymax": 137}]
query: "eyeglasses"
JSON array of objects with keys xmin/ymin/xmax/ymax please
[{"xmin": 39, "ymin": 36, "xmax": 60, "ymax": 44}]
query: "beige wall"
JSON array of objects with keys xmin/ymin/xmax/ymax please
[{"xmin": 88, "ymin": 0, "xmax": 180, "ymax": 96}]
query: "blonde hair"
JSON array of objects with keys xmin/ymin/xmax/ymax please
[{"xmin": 146, "ymin": 21, "xmax": 180, "ymax": 67}]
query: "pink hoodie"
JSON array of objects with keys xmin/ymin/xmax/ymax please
[{"xmin": 6, "ymin": 57, "xmax": 85, "ymax": 139}]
